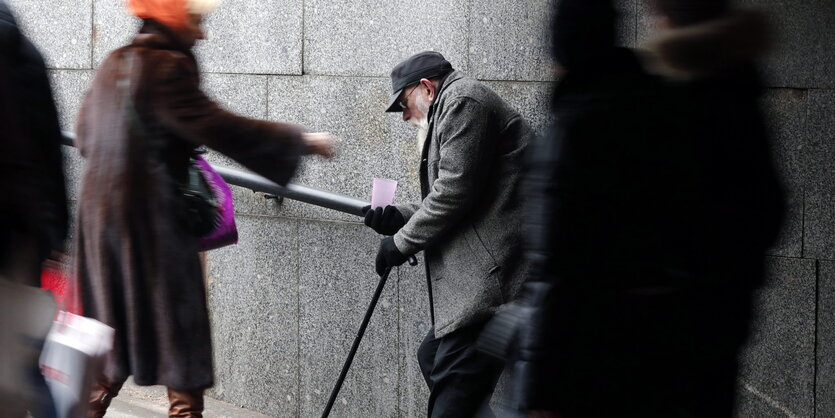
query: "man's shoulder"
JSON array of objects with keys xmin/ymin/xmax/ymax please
[
  {"xmin": 440, "ymin": 73, "xmax": 492, "ymax": 101},
  {"xmin": 439, "ymin": 75, "xmax": 517, "ymax": 120},
  {"xmin": 437, "ymin": 73, "xmax": 523, "ymax": 125}
]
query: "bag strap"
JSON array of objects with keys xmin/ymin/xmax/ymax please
[{"xmin": 120, "ymin": 52, "xmax": 204, "ymax": 161}]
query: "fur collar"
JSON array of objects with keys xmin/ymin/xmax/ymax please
[
  {"xmin": 640, "ymin": 9, "xmax": 771, "ymax": 79},
  {"xmin": 132, "ymin": 19, "xmax": 193, "ymax": 54}
]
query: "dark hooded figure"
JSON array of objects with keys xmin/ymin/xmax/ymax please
[
  {"xmin": 0, "ymin": 1, "xmax": 68, "ymax": 285},
  {"xmin": 481, "ymin": 0, "xmax": 784, "ymax": 416},
  {"xmin": 0, "ymin": 2, "xmax": 68, "ymax": 417}
]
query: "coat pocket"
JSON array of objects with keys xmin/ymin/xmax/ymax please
[
  {"xmin": 428, "ymin": 226, "xmax": 497, "ymax": 282},
  {"xmin": 463, "ymin": 224, "xmax": 498, "ymax": 274},
  {"xmin": 464, "ymin": 225, "xmax": 505, "ymax": 299}
]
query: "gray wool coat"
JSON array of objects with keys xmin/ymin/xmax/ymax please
[{"xmin": 394, "ymin": 71, "xmax": 531, "ymax": 338}]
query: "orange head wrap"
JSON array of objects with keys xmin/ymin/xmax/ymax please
[{"xmin": 127, "ymin": 0, "xmax": 190, "ymax": 29}]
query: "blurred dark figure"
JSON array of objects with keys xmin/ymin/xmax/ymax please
[
  {"xmin": 73, "ymin": 0, "xmax": 334, "ymax": 417},
  {"xmin": 0, "ymin": 2, "xmax": 68, "ymax": 285},
  {"xmin": 483, "ymin": 0, "xmax": 784, "ymax": 417},
  {"xmin": 0, "ymin": 1, "xmax": 68, "ymax": 417}
]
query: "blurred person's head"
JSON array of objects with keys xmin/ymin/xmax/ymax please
[
  {"xmin": 643, "ymin": 0, "xmax": 771, "ymax": 79},
  {"xmin": 127, "ymin": 0, "xmax": 219, "ymax": 47},
  {"xmin": 551, "ymin": 0, "xmax": 617, "ymax": 73},
  {"xmin": 649, "ymin": 0, "xmax": 729, "ymax": 28}
]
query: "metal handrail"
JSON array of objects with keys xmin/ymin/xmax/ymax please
[{"xmin": 61, "ymin": 132, "xmax": 368, "ymax": 217}]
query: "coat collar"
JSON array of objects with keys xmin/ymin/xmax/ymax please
[
  {"xmin": 131, "ymin": 19, "xmax": 194, "ymax": 56},
  {"xmin": 427, "ymin": 70, "xmax": 463, "ymax": 121},
  {"xmin": 417, "ymin": 70, "xmax": 466, "ymax": 162}
]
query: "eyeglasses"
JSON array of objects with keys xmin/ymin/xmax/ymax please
[{"xmin": 398, "ymin": 84, "xmax": 419, "ymax": 111}]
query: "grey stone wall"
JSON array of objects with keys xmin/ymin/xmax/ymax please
[{"xmin": 7, "ymin": 0, "xmax": 833, "ymax": 416}]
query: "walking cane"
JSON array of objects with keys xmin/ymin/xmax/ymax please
[{"xmin": 321, "ymin": 256, "xmax": 418, "ymax": 418}]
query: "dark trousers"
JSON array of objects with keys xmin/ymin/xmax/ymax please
[
  {"xmin": 418, "ymin": 322, "xmax": 504, "ymax": 418},
  {"xmin": 538, "ymin": 283, "xmax": 754, "ymax": 418}
]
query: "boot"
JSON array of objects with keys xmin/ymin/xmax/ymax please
[
  {"xmin": 87, "ymin": 376, "xmax": 123, "ymax": 418},
  {"xmin": 167, "ymin": 388, "xmax": 204, "ymax": 418}
]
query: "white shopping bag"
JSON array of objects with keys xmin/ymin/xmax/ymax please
[{"xmin": 39, "ymin": 311, "xmax": 114, "ymax": 418}]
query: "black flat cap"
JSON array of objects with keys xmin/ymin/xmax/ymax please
[{"xmin": 385, "ymin": 51, "xmax": 454, "ymax": 113}]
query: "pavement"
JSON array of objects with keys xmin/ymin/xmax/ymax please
[{"xmin": 105, "ymin": 379, "xmax": 273, "ymax": 418}]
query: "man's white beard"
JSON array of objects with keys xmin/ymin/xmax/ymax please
[
  {"xmin": 415, "ymin": 118, "xmax": 429, "ymax": 154},
  {"xmin": 410, "ymin": 95, "xmax": 432, "ymax": 154}
]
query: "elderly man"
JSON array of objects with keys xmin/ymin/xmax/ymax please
[{"xmin": 363, "ymin": 51, "xmax": 531, "ymax": 417}]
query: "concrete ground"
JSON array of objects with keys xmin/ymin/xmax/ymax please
[{"xmin": 106, "ymin": 379, "xmax": 272, "ymax": 418}]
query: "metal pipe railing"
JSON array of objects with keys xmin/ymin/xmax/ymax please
[{"xmin": 62, "ymin": 132, "xmax": 368, "ymax": 216}]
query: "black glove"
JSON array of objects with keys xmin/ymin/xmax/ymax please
[
  {"xmin": 375, "ymin": 236, "xmax": 409, "ymax": 276},
  {"xmin": 362, "ymin": 205, "xmax": 406, "ymax": 236}
]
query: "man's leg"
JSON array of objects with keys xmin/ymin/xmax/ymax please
[
  {"xmin": 418, "ymin": 327, "xmax": 440, "ymax": 390},
  {"xmin": 548, "ymin": 284, "xmax": 754, "ymax": 418},
  {"xmin": 426, "ymin": 322, "xmax": 504, "ymax": 418},
  {"xmin": 679, "ymin": 285, "xmax": 754, "ymax": 417},
  {"xmin": 29, "ymin": 363, "xmax": 57, "ymax": 418}
]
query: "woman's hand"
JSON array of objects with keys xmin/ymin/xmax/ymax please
[{"xmin": 302, "ymin": 132, "xmax": 337, "ymax": 158}]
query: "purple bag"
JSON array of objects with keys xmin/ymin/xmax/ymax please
[{"xmin": 193, "ymin": 156, "xmax": 238, "ymax": 251}]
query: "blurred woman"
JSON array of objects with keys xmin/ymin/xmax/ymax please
[{"xmin": 74, "ymin": 0, "xmax": 334, "ymax": 416}]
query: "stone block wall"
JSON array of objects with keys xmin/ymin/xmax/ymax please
[{"xmin": 6, "ymin": 0, "xmax": 833, "ymax": 416}]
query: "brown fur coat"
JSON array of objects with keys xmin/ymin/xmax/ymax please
[{"xmin": 75, "ymin": 20, "xmax": 305, "ymax": 389}]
